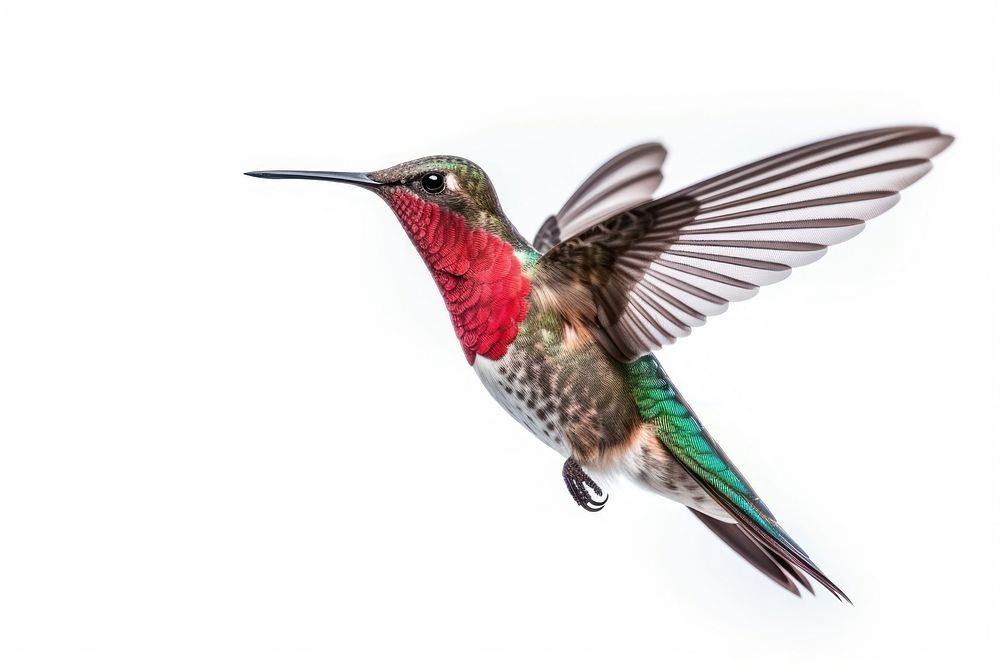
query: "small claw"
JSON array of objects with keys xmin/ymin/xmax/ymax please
[
  {"xmin": 563, "ymin": 458, "xmax": 608, "ymax": 512},
  {"xmin": 583, "ymin": 478, "xmax": 604, "ymax": 497},
  {"xmin": 585, "ymin": 498, "xmax": 607, "ymax": 511},
  {"xmin": 573, "ymin": 482, "xmax": 606, "ymax": 511},
  {"xmin": 562, "ymin": 457, "xmax": 609, "ymax": 512}
]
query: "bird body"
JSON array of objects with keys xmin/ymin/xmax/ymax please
[
  {"xmin": 474, "ymin": 344, "xmax": 734, "ymax": 522},
  {"xmin": 247, "ymin": 126, "xmax": 953, "ymax": 600}
]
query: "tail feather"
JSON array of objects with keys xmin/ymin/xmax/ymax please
[
  {"xmin": 689, "ymin": 509, "xmax": 814, "ymax": 597},
  {"xmin": 626, "ymin": 355, "xmax": 850, "ymax": 601}
]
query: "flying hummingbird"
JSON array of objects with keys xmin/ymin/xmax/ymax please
[{"xmin": 247, "ymin": 126, "xmax": 952, "ymax": 600}]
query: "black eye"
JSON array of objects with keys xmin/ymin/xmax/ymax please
[{"xmin": 420, "ymin": 172, "xmax": 445, "ymax": 193}]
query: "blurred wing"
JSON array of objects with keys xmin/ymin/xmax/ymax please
[
  {"xmin": 533, "ymin": 142, "xmax": 667, "ymax": 253},
  {"xmin": 539, "ymin": 126, "xmax": 953, "ymax": 361}
]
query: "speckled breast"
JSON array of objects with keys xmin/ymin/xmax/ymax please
[
  {"xmin": 470, "ymin": 313, "xmax": 643, "ymax": 466},
  {"xmin": 473, "ymin": 353, "xmax": 573, "ymax": 457}
]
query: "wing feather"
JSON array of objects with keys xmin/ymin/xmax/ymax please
[
  {"xmin": 539, "ymin": 126, "xmax": 953, "ymax": 361},
  {"xmin": 533, "ymin": 142, "xmax": 668, "ymax": 253}
]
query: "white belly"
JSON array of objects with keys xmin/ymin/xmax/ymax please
[{"xmin": 473, "ymin": 356, "xmax": 571, "ymax": 457}]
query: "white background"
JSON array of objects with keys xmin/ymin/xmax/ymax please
[{"xmin": 1, "ymin": 1, "xmax": 998, "ymax": 665}]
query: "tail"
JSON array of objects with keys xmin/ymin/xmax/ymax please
[
  {"xmin": 689, "ymin": 509, "xmax": 815, "ymax": 597},
  {"xmin": 627, "ymin": 355, "xmax": 850, "ymax": 601}
]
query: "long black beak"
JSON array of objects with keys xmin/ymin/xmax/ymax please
[{"xmin": 244, "ymin": 170, "xmax": 380, "ymax": 188}]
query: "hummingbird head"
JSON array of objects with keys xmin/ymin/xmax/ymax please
[
  {"xmin": 246, "ymin": 156, "xmax": 527, "ymax": 247},
  {"xmin": 246, "ymin": 156, "xmax": 535, "ymax": 364}
]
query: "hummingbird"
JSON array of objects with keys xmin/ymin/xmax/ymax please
[{"xmin": 247, "ymin": 126, "xmax": 952, "ymax": 601}]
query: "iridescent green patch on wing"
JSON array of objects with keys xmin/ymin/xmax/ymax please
[{"xmin": 626, "ymin": 355, "xmax": 784, "ymax": 542}]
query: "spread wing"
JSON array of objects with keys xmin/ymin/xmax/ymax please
[
  {"xmin": 533, "ymin": 142, "xmax": 668, "ymax": 253},
  {"xmin": 537, "ymin": 126, "xmax": 953, "ymax": 362}
]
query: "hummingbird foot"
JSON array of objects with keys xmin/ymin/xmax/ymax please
[{"xmin": 562, "ymin": 458, "xmax": 608, "ymax": 512}]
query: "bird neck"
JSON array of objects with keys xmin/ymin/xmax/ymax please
[{"xmin": 385, "ymin": 190, "xmax": 535, "ymax": 364}]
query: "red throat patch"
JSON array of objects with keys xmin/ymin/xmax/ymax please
[{"xmin": 386, "ymin": 191, "xmax": 531, "ymax": 364}]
